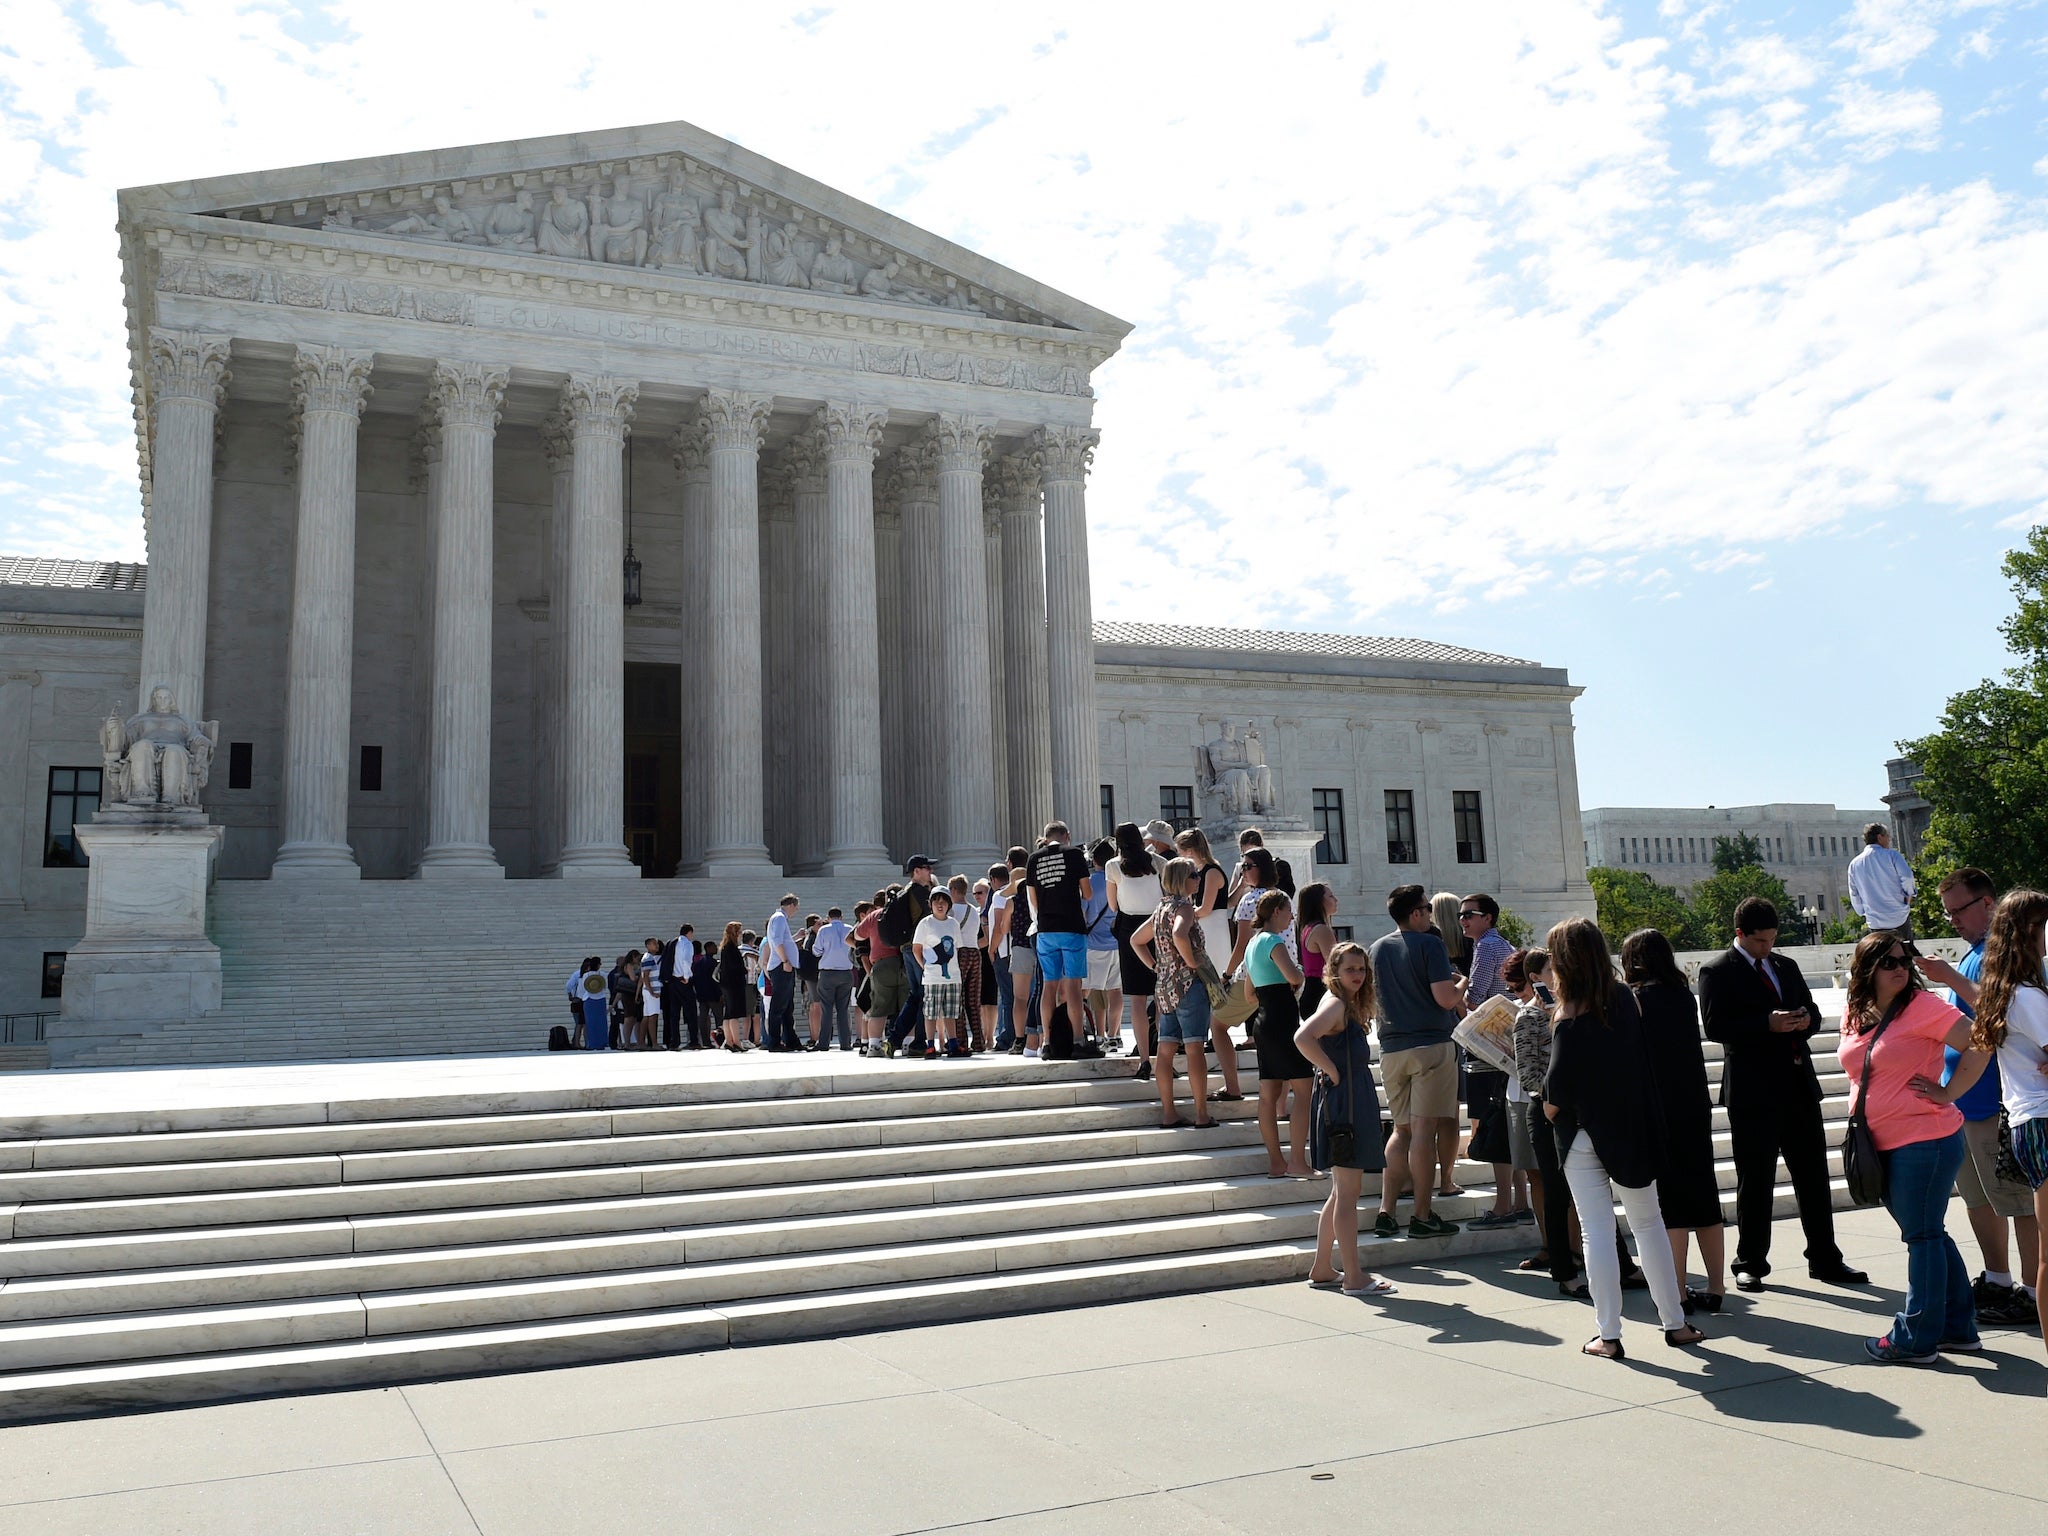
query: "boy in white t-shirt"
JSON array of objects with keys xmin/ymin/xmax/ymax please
[{"xmin": 913, "ymin": 889, "xmax": 966, "ymax": 1061}]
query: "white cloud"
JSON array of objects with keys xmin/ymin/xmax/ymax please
[
  {"xmin": 1836, "ymin": 0, "xmax": 1946, "ymax": 75},
  {"xmin": 1825, "ymin": 81, "xmax": 1944, "ymax": 158}
]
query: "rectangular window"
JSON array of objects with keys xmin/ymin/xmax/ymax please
[
  {"xmin": 43, "ymin": 767, "xmax": 102, "ymax": 868},
  {"xmin": 40, "ymin": 952, "xmax": 65, "ymax": 1000},
  {"xmin": 1311, "ymin": 788, "xmax": 1347, "ymax": 864},
  {"xmin": 227, "ymin": 741, "xmax": 253, "ymax": 790},
  {"xmin": 1807, "ymin": 835, "xmax": 1815, "ymax": 857},
  {"xmin": 1384, "ymin": 790, "xmax": 1417, "ymax": 864},
  {"xmin": 1099, "ymin": 785, "xmax": 1115, "ymax": 840},
  {"xmin": 1160, "ymin": 785, "xmax": 1195, "ymax": 832},
  {"xmin": 1331, "ymin": 925, "xmax": 1354, "ymax": 943},
  {"xmin": 1454, "ymin": 791, "xmax": 1486, "ymax": 864},
  {"xmin": 358, "ymin": 745, "xmax": 383, "ymax": 793}
]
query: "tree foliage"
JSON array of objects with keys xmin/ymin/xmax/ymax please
[
  {"xmin": 1711, "ymin": 832, "xmax": 1766, "ymax": 876},
  {"xmin": 1691, "ymin": 864, "xmax": 1799, "ymax": 949},
  {"xmin": 1496, "ymin": 906, "xmax": 1534, "ymax": 948},
  {"xmin": 1900, "ymin": 525, "xmax": 2048, "ymax": 900},
  {"xmin": 1588, "ymin": 867, "xmax": 1701, "ymax": 952}
]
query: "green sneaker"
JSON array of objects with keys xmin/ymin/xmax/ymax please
[
  {"xmin": 1408, "ymin": 1212, "xmax": 1460, "ymax": 1239},
  {"xmin": 1371, "ymin": 1211, "xmax": 1399, "ymax": 1239}
]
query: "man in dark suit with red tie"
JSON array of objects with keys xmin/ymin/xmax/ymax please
[{"xmin": 1699, "ymin": 896, "xmax": 1868, "ymax": 1292}]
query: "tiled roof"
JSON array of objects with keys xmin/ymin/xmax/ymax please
[
  {"xmin": 1092, "ymin": 621, "xmax": 1538, "ymax": 669},
  {"xmin": 0, "ymin": 557, "xmax": 147, "ymax": 592}
]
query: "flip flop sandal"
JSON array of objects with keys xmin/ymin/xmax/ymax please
[
  {"xmin": 1191, "ymin": 1118, "xmax": 1220, "ymax": 1129},
  {"xmin": 1345, "ymin": 1278, "xmax": 1398, "ymax": 1297}
]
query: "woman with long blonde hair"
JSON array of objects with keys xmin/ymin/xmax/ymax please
[
  {"xmin": 1960, "ymin": 889, "xmax": 2048, "ymax": 1353},
  {"xmin": 1297, "ymin": 941, "xmax": 1394, "ymax": 1296}
]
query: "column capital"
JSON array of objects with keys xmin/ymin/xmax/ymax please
[
  {"xmin": 990, "ymin": 453, "xmax": 1042, "ymax": 512},
  {"xmin": 670, "ymin": 417, "xmax": 711, "ymax": 479},
  {"xmin": 561, "ymin": 373, "xmax": 637, "ymax": 441},
  {"xmin": 816, "ymin": 402, "xmax": 887, "ymax": 466},
  {"xmin": 982, "ymin": 477, "xmax": 1004, "ymax": 537},
  {"xmin": 1033, "ymin": 424, "xmax": 1099, "ymax": 483},
  {"xmin": 699, "ymin": 387, "xmax": 771, "ymax": 453},
  {"xmin": 930, "ymin": 413, "xmax": 994, "ymax": 475},
  {"xmin": 540, "ymin": 410, "xmax": 574, "ymax": 471},
  {"xmin": 429, "ymin": 360, "xmax": 510, "ymax": 432},
  {"xmin": 408, "ymin": 421, "xmax": 442, "ymax": 491},
  {"xmin": 760, "ymin": 456, "xmax": 797, "ymax": 521},
  {"xmin": 895, "ymin": 437, "xmax": 938, "ymax": 502},
  {"xmin": 789, "ymin": 431, "xmax": 828, "ymax": 498},
  {"xmin": 147, "ymin": 329, "xmax": 232, "ymax": 412},
  {"xmin": 291, "ymin": 344, "xmax": 374, "ymax": 419}
]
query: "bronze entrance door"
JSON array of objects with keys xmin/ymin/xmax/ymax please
[{"xmin": 623, "ymin": 662, "xmax": 681, "ymax": 878}]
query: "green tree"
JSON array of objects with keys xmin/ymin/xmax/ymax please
[
  {"xmin": 1899, "ymin": 525, "xmax": 2048, "ymax": 897},
  {"xmin": 1820, "ymin": 907, "xmax": 1867, "ymax": 946},
  {"xmin": 1587, "ymin": 867, "xmax": 1701, "ymax": 951},
  {"xmin": 1689, "ymin": 864, "xmax": 1797, "ymax": 949},
  {"xmin": 1496, "ymin": 906, "xmax": 1533, "ymax": 948},
  {"xmin": 1711, "ymin": 832, "xmax": 1766, "ymax": 875}
]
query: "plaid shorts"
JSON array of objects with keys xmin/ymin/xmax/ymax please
[
  {"xmin": 2012, "ymin": 1114, "xmax": 2048, "ymax": 1192},
  {"xmin": 924, "ymin": 980, "xmax": 963, "ymax": 1018}
]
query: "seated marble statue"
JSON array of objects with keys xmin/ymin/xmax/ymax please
[
  {"xmin": 538, "ymin": 185, "xmax": 590, "ymax": 260},
  {"xmin": 764, "ymin": 221, "xmax": 810, "ymax": 288},
  {"xmin": 1197, "ymin": 718, "xmax": 1275, "ymax": 818},
  {"xmin": 809, "ymin": 236, "xmax": 858, "ymax": 294},
  {"xmin": 483, "ymin": 191, "xmax": 538, "ymax": 251},
  {"xmin": 588, "ymin": 180, "xmax": 648, "ymax": 266},
  {"xmin": 103, "ymin": 688, "xmax": 219, "ymax": 809},
  {"xmin": 701, "ymin": 189, "xmax": 752, "ymax": 279},
  {"xmin": 648, "ymin": 178, "xmax": 700, "ymax": 272}
]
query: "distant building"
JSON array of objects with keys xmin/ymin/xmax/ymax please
[
  {"xmin": 1581, "ymin": 803, "xmax": 1890, "ymax": 920},
  {"xmin": 1882, "ymin": 758, "xmax": 1931, "ymax": 864}
]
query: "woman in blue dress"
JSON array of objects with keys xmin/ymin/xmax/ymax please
[
  {"xmin": 577, "ymin": 964, "xmax": 611, "ymax": 1051},
  {"xmin": 1296, "ymin": 941, "xmax": 1396, "ymax": 1297}
]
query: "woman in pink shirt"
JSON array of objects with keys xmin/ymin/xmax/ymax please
[{"xmin": 1838, "ymin": 929, "xmax": 1990, "ymax": 1362}]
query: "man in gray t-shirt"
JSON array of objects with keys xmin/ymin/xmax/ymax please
[{"xmin": 1368, "ymin": 885, "xmax": 1468, "ymax": 1240}]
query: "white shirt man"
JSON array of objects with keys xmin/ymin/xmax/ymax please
[{"xmin": 1847, "ymin": 826, "xmax": 1916, "ymax": 934}]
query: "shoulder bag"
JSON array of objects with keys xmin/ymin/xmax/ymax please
[{"xmin": 1841, "ymin": 994, "xmax": 1910, "ymax": 1207}]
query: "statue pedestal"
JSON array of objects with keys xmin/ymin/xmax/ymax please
[
  {"xmin": 1201, "ymin": 814, "xmax": 1320, "ymax": 891},
  {"xmin": 52, "ymin": 820, "xmax": 224, "ymax": 1067}
]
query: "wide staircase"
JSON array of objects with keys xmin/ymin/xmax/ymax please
[
  {"xmin": 68, "ymin": 876, "xmax": 875, "ymax": 1068},
  {"xmin": 0, "ymin": 1021, "xmax": 1856, "ymax": 1422}
]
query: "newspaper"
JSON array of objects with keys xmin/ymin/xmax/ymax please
[{"xmin": 1451, "ymin": 992, "xmax": 1520, "ymax": 1077}]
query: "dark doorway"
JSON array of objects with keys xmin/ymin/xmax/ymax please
[{"xmin": 624, "ymin": 662, "xmax": 681, "ymax": 878}]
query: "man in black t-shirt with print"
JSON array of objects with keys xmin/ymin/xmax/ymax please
[{"xmin": 1026, "ymin": 821, "xmax": 1099, "ymax": 1060}]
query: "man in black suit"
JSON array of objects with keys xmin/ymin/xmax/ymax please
[{"xmin": 1699, "ymin": 896, "xmax": 1867, "ymax": 1292}]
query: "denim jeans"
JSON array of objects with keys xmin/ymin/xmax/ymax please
[
  {"xmin": 814, "ymin": 970, "xmax": 855, "ymax": 1049},
  {"xmin": 992, "ymin": 955, "xmax": 1015, "ymax": 1048},
  {"xmin": 766, "ymin": 968, "xmax": 799, "ymax": 1051},
  {"xmin": 1880, "ymin": 1127, "xmax": 1974, "ymax": 1355}
]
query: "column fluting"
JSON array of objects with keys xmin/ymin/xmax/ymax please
[
  {"xmin": 700, "ymin": 388, "xmax": 777, "ymax": 870},
  {"xmin": 1037, "ymin": 425, "xmax": 1102, "ymax": 836},
  {"xmin": 789, "ymin": 434, "xmax": 830, "ymax": 873},
  {"xmin": 671, "ymin": 420, "xmax": 711, "ymax": 875},
  {"xmin": 275, "ymin": 344, "xmax": 374, "ymax": 876},
  {"xmin": 418, "ymin": 361, "xmax": 509, "ymax": 877},
  {"xmin": 981, "ymin": 486, "xmax": 1010, "ymax": 851},
  {"xmin": 874, "ymin": 477, "xmax": 905, "ymax": 866},
  {"xmin": 817, "ymin": 402, "xmax": 892, "ymax": 874},
  {"xmin": 933, "ymin": 415, "xmax": 999, "ymax": 871},
  {"xmin": 138, "ymin": 329, "xmax": 230, "ymax": 722},
  {"xmin": 536, "ymin": 413, "xmax": 572, "ymax": 876},
  {"xmin": 997, "ymin": 455, "xmax": 1053, "ymax": 841},
  {"xmin": 556, "ymin": 372, "xmax": 640, "ymax": 878},
  {"xmin": 759, "ymin": 456, "xmax": 797, "ymax": 869}
]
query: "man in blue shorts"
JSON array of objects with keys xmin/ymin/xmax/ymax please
[{"xmin": 1026, "ymin": 821, "xmax": 1100, "ymax": 1060}]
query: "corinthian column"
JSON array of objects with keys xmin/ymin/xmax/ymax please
[
  {"xmin": 275, "ymin": 344, "xmax": 374, "ymax": 877},
  {"xmin": 874, "ymin": 480, "xmax": 905, "ymax": 862},
  {"xmin": 699, "ymin": 388, "xmax": 777, "ymax": 871},
  {"xmin": 418, "ymin": 361, "xmax": 509, "ymax": 877},
  {"xmin": 1036, "ymin": 425, "xmax": 1102, "ymax": 835},
  {"xmin": 981, "ymin": 485, "xmax": 1010, "ymax": 849},
  {"xmin": 788, "ymin": 434, "xmax": 830, "ymax": 873},
  {"xmin": 817, "ymin": 402, "xmax": 893, "ymax": 876},
  {"xmin": 896, "ymin": 438, "xmax": 942, "ymax": 858},
  {"xmin": 556, "ymin": 372, "xmax": 640, "ymax": 878},
  {"xmin": 139, "ymin": 329, "xmax": 230, "ymax": 722},
  {"xmin": 536, "ymin": 413, "xmax": 572, "ymax": 876},
  {"xmin": 671, "ymin": 419, "xmax": 711, "ymax": 875},
  {"xmin": 759, "ymin": 456, "xmax": 796, "ymax": 868},
  {"xmin": 997, "ymin": 455, "xmax": 1053, "ymax": 839},
  {"xmin": 933, "ymin": 414, "xmax": 999, "ymax": 870}
]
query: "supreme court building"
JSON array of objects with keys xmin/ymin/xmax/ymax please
[{"xmin": 0, "ymin": 121, "xmax": 1595, "ymax": 1064}]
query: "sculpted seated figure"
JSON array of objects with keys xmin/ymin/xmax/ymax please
[
  {"xmin": 764, "ymin": 220, "xmax": 811, "ymax": 288},
  {"xmin": 588, "ymin": 180, "xmax": 648, "ymax": 267},
  {"xmin": 1198, "ymin": 719, "xmax": 1276, "ymax": 818},
  {"xmin": 648, "ymin": 176, "xmax": 700, "ymax": 272},
  {"xmin": 483, "ymin": 191, "xmax": 538, "ymax": 251},
  {"xmin": 700, "ymin": 189, "xmax": 753, "ymax": 279},
  {"xmin": 537, "ymin": 184, "xmax": 590, "ymax": 260},
  {"xmin": 808, "ymin": 235, "xmax": 858, "ymax": 294},
  {"xmin": 101, "ymin": 689, "xmax": 219, "ymax": 810}
]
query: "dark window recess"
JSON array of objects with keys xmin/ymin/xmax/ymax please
[
  {"xmin": 359, "ymin": 745, "xmax": 383, "ymax": 793},
  {"xmin": 1099, "ymin": 785, "xmax": 1116, "ymax": 840},
  {"xmin": 1311, "ymin": 788, "xmax": 1347, "ymax": 865},
  {"xmin": 43, "ymin": 767, "xmax": 102, "ymax": 868},
  {"xmin": 1454, "ymin": 790, "xmax": 1486, "ymax": 864},
  {"xmin": 1330, "ymin": 926, "xmax": 1354, "ymax": 944},
  {"xmin": 625, "ymin": 752, "xmax": 661, "ymax": 867},
  {"xmin": 1384, "ymin": 790, "xmax": 1417, "ymax": 865},
  {"xmin": 40, "ymin": 952, "xmax": 66, "ymax": 1000},
  {"xmin": 227, "ymin": 741, "xmax": 253, "ymax": 790},
  {"xmin": 1160, "ymin": 786, "xmax": 1196, "ymax": 833}
]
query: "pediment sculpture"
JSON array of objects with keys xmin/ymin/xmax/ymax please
[
  {"xmin": 1195, "ymin": 719, "xmax": 1277, "ymax": 819},
  {"xmin": 271, "ymin": 161, "xmax": 1046, "ymax": 323},
  {"xmin": 101, "ymin": 688, "xmax": 219, "ymax": 810}
]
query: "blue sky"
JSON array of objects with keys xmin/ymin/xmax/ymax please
[{"xmin": 2, "ymin": 1, "xmax": 2043, "ymax": 812}]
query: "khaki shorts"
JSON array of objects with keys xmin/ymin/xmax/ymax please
[
  {"xmin": 1086, "ymin": 947, "xmax": 1120, "ymax": 992},
  {"xmin": 1956, "ymin": 1114, "xmax": 2034, "ymax": 1219},
  {"xmin": 1382, "ymin": 1041, "xmax": 1459, "ymax": 1124}
]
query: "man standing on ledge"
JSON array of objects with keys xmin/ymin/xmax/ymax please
[
  {"xmin": 1028, "ymin": 822, "xmax": 1101, "ymax": 1060},
  {"xmin": 1848, "ymin": 822, "xmax": 1917, "ymax": 939},
  {"xmin": 1699, "ymin": 896, "xmax": 1867, "ymax": 1292},
  {"xmin": 762, "ymin": 895, "xmax": 803, "ymax": 1052}
]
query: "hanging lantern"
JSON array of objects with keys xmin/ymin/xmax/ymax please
[{"xmin": 622, "ymin": 430, "xmax": 642, "ymax": 608}]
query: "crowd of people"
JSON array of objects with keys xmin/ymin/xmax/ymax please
[{"xmin": 555, "ymin": 831, "xmax": 2048, "ymax": 1367}]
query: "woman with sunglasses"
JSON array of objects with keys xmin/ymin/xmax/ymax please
[{"xmin": 1840, "ymin": 929, "xmax": 1990, "ymax": 1362}]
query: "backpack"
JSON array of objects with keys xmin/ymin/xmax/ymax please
[
  {"xmin": 547, "ymin": 1024, "xmax": 571, "ymax": 1052},
  {"xmin": 878, "ymin": 888, "xmax": 919, "ymax": 948}
]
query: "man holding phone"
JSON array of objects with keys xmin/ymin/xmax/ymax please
[{"xmin": 1699, "ymin": 897, "xmax": 1867, "ymax": 1293}]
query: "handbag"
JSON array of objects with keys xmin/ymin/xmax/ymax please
[
  {"xmin": 1994, "ymin": 1104, "xmax": 2027, "ymax": 1187},
  {"xmin": 1840, "ymin": 994, "xmax": 1909, "ymax": 1207}
]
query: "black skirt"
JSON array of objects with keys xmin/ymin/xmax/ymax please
[
  {"xmin": 1253, "ymin": 984, "xmax": 1314, "ymax": 1081},
  {"xmin": 1113, "ymin": 910, "xmax": 1156, "ymax": 996}
]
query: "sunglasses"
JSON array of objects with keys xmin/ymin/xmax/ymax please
[
  {"xmin": 1875, "ymin": 952, "xmax": 1911, "ymax": 973},
  {"xmin": 1458, "ymin": 911, "xmax": 1486, "ymax": 921}
]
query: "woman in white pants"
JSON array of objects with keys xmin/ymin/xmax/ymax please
[{"xmin": 1542, "ymin": 916, "xmax": 1707, "ymax": 1360}]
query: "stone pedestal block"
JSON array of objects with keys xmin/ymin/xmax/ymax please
[
  {"xmin": 1203, "ymin": 815, "xmax": 1319, "ymax": 893},
  {"xmin": 52, "ymin": 822, "xmax": 224, "ymax": 1065}
]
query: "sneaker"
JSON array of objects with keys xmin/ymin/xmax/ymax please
[
  {"xmin": 1863, "ymin": 1335, "xmax": 1938, "ymax": 1365},
  {"xmin": 1007, "ymin": 1042, "xmax": 1026, "ymax": 1055},
  {"xmin": 1371, "ymin": 1211, "xmax": 1399, "ymax": 1239},
  {"xmin": 1469, "ymin": 1209, "xmax": 1519, "ymax": 1230},
  {"xmin": 1510, "ymin": 1207, "xmax": 1536, "ymax": 1225},
  {"xmin": 1936, "ymin": 1336, "xmax": 1985, "ymax": 1354},
  {"xmin": 1408, "ymin": 1212, "xmax": 1461, "ymax": 1239},
  {"xmin": 1023, "ymin": 1047, "xmax": 1041, "ymax": 1059}
]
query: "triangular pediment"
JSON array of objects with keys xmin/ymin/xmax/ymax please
[{"xmin": 120, "ymin": 118, "xmax": 1130, "ymax": 339}]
